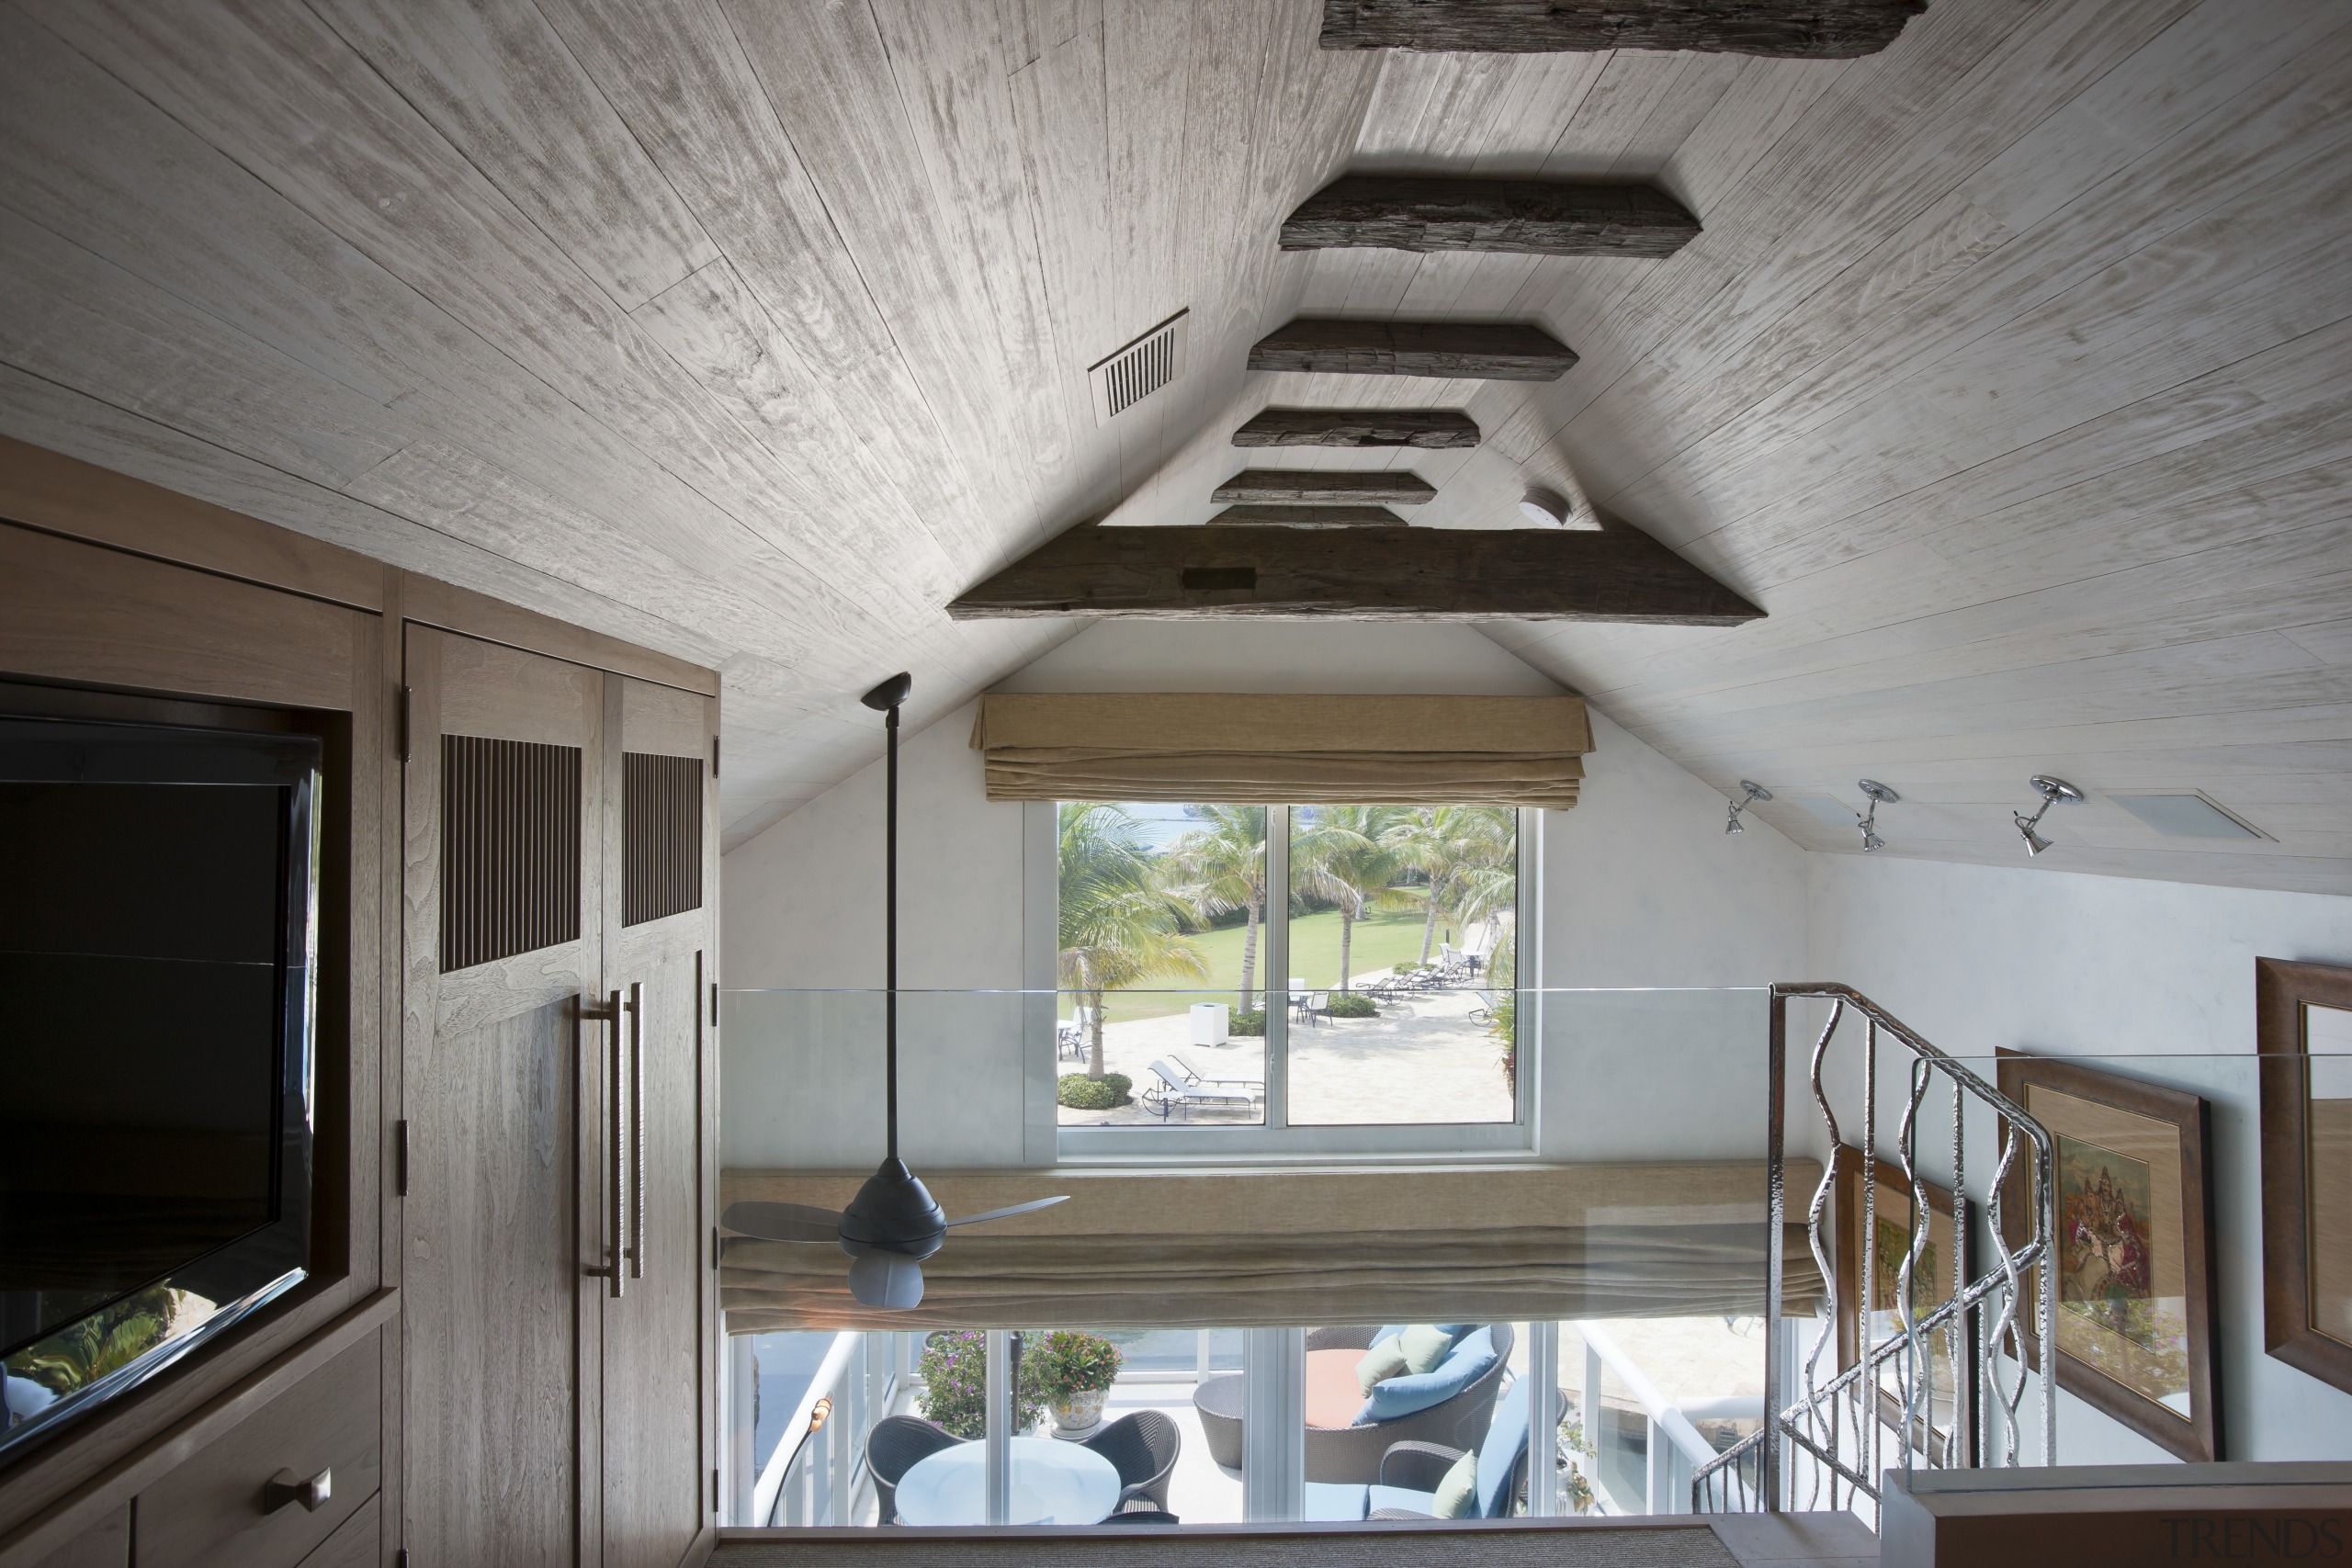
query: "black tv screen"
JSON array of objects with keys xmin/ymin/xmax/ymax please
[{"xmin": 0, "ymin": 711, "xmax": 318, "ymax": 1456}]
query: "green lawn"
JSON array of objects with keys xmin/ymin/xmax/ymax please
[{"xmin": 1075, "ymin": 905, "xmax": 1455, "ymax": 1023}]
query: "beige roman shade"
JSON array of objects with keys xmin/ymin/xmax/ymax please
[
  {"xmin": 969, "ymin": 692, "xmax": 1593, "ymax": 809},
  {"xmin": 719, "ymin": 1164, "xmax": 1823, "ymax": 1333}
]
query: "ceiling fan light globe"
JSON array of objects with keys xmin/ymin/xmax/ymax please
[{"xmin": 849, "ymin": 1250, "xmax": 925, "ymax": 1310}]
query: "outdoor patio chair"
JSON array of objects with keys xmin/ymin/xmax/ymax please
[
  {"xmin": 1056, "ymin": 1021, "xmax": 1084, "ymax": 1061},
  {"xmin": 866, "ymin": 1415, "xmax": 961, "ymax": 1524},
  {"xmin": 1367, "ymin": 1377, "xmax": 1531, "ymax": 1520},
  {"xmin": 1141, "ymin": 1059, "xmax": 1254, "ymax": 1121},
  {"xmin": 1294, "ymin": 989, "xmax": 1330, "ymax": 1026},
  {"xmin": 1081, "ymin": 1409, "xmax": 1182, "ymax": 1511},
  {"xmin": 1169, "ymin": 1050, "xmax": 1263, "ymax": 1099}
]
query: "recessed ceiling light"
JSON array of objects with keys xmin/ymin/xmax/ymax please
[{"xmin": 2109, "ymin": 792, "xmax": 2266, "ymax": 840}]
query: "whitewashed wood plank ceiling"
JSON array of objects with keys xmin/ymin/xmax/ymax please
[{"xmin": 0, "ymin": 0, "xmax": 2345, "ymax": 890}]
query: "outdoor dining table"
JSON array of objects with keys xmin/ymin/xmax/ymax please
[{"xmin": 892, "ymin": 1435, "xmax": 1124, "ymax": 1527}]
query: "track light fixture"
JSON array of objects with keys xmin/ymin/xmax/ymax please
[
  {"xmin": 2013, "ymin": 775, "xmax": 2084, "ymax": 857},
  {"xmin": 1724, "ymin": 780, "xmax": 1771, "ymax": 834},
  {"xmin": 1855, "ymin": 780, "xmax": 1898, "ymax": 852}
]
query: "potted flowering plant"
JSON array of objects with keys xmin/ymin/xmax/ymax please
[
  {"xmin": 1023, "ymin": 1330, "xmax": 1124, "ymax": 1436},
  {"xmin": 914, "ymin": 1331, "xmax": 1046, "ymax": 1438}
]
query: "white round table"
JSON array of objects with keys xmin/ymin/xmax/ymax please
[{"xmin": 893, "ymin": 1435, "xmax": 1123, "ymax": 1526}]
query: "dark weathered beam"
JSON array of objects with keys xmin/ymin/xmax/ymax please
[
  {"xmin": 1250, "ymin": 320, "xmax": 1577, "ymax": 381},
  {"xmin": 947, "ymin": 521, "xmax": 1763, "ymax": 624},
  {"xmin": 1318, "ymin": 0, "xmax": 1927, "ymax": 58},
  {"xmin": 1282, "ymin": 177, "xmax": 1698, "ymax": 258},
  {"xmin": 1234, "ymin": 408, "xmax": 1482, "ymax": 448},
  {"xmin": 1206, "ymin": 505, "xmax": 1409, "ymax": 528},
  {"xmin": 1212, "ymin": 469, "xmax": 1436, "ymax": 505}
]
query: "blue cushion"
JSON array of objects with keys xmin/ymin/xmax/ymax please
[
  {"xmin": 1353, "ymin": 1326, "xmax": 1497, "ymax": 1423},
  {"xmin": 1303, "ymin": 1482, "xmax": 1368, "ymax": 1521},
  {"xmin": 1367, "ymin": 1483, "xmax": 1437, "ymax": 1517},
  {"xmin": 1475, "ymin": 1379, "xmax": 1532, "ymax": 1518}
]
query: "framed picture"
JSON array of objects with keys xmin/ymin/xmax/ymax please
[
  {"xmin": 1834, "ymin": 1146, "xmax": 1971, "ymax": 1458},
  {"xmin": 2256, "ymin": 957, "xmax": 2352, "ymax": 1395},
  {"xmin": 1996, "ymin": 1050, "xmax": 2221, "ymax": 1461}
]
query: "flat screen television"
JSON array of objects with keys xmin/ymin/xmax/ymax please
[{"xmin": 0, "ymin": 707, "xmax": 319, "ymax": 1459}]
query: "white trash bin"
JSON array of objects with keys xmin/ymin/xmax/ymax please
[{"xmin": 1189, "ymin": 1001, "xmax": 1229, "ymax": 1047}]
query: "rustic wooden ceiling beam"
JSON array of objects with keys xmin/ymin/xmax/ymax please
[
  {"xmin": 1234, "ymin": 408, "xmax": 1482, "ymax": 448},
  {"xmin": 947, "ymin": 521, "xmax": 1763, "ymax": 624},
  {"xmin": 1250, "ymin": 319, "xmax": 1577, "ymax": 381},
  {"xmin": 1207, "ymin": 505, "xmax": 1409, "ymax": 528},
  {"xmin": 1318, "ymin": 0, "xmax": 1928, "ymax": 58},
  {"xmin": 1282, "ymin": 176, "xmax": 1699, "ymax": 258},
  {"xmin": 1213, "ymin": 469, "xmax": 1437, "ymax": 504}
]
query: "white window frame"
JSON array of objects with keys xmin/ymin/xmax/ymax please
[{"xmin": 1038, "ymin": 802, "xmax": 1542, "ymax": 1162}]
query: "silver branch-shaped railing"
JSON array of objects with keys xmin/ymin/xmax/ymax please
[{"xmin": 1691, "ymin": 985, "xmax": 2058, "ymax": 1517}]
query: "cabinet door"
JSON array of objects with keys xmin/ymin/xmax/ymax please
[
  {"xmin": 599, "ymin": 677, "xmax": 718, "ymax": 1565},
  {"xmin": 401, "ymin": 626, "xmax": 607, "ymax": 1566}
]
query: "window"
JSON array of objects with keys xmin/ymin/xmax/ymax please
[{"xmin": 1051, "ymin": 800, "xmax": 1529, "ymax": 1152}]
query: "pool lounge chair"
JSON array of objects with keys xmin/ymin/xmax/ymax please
[
  {"xmin": 1169, "ymin": 1051, "xmax": 1263, "ymax": 1099},
  {"xmin": 1141, "ymin": 1058, "xmax": 1255, "ymax": 1120}
]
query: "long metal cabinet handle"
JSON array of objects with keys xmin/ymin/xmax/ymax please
[
  {"xmin": 628, "ymin": 980, "xmax": 645, "ymax": 1281},
  {"xmin": 582, "ymin": 989, "xmax": 625, "ymax": 1298}
]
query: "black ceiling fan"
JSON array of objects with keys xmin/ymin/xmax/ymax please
[{"xmin": 720, "ymin": 672, "xmax": 1067, "ymax": 1309}]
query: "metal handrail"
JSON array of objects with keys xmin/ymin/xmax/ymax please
[
  {"xmin": 1691, "ymin": 985, "xmax": 2058, "ymax": 1516},
  {"xmin": 750, "ymin": 1330, "xmax": 860, "ymax": 1528}
]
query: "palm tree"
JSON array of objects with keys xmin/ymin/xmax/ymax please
[
  {"xmin": 1160, "ymin": 805, "xmax": 1269, "ymax": 1013},
  {"xmin": 1057, "ymin": 802, "xmax": 1206, "ymax": 1077},
  {"xmin": 1290, "ymin": 805, "xmax": 1414, "ymax": 992},
  {"xmin": 1383, "ymin": 807, "xmax": 1518, "ymax": 964}
]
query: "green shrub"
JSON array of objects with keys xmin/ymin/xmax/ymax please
[
  {"xmin": 1025, "ymin": 1329, "xmax": 1124, "ymax": 1401},
  {"xmin": 1229, "ymin": 1010, "xmax": 1267, "ymax": 1037},
  {"xmin": 1056, "ymin": 1072, "xmax": 1132, "ymax": 1110},
  {"xmin": 1326, "ymin": 992, "xmax": 1379, "ymax": 1019},
  {"xmin": 917, "ymin": 1330, "xmax": 1046, "ymax": 1437}
]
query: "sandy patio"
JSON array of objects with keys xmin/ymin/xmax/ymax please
[{"xmin": 1059, "ymin": 986, "xmax": 1515, "ymax": 1126}]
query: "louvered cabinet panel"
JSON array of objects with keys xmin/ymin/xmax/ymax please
[{"xmin": 399, "ymin": 626, "xmax": 604, "ymax": 1567}]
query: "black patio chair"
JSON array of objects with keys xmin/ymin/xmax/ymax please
[
  {"xmin": 866, "ymin": 1415, "xmax": 961, "ymax": 1524},
  {"xmin": 1080, "ymin": 1408, "xmax": 1182, "ymax": 1511}
]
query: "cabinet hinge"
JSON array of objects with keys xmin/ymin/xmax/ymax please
[
  {"xmin": 709, "ymin": 981, "xmax": 719, "ymax": 1029},
  {"xmin": 713, "ymin": 1467, "xmax": 721, "ymax": 1514},
  {"xmin": 395, "ymin": 1120, "xmax": 410, "ymax": 1197},
  {"xmin": 710, "ymin": 732, "xmax": 719, "ymax": 778},
  {"xmin": 711, "ymin": 1226, "xmax": 721, "ymax": 1271},
  {"xmin": 398, "ymin": 684, "xmax": 413, "ymax": 763},
  {"xmin": 396, "ymin": 1551, "xmax": 411, "ymax": 1568}
]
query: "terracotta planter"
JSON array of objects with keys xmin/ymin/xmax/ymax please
[{"xmin": 1049, "ymin": 1388, "xmax": 1107, "ymax": 1435}]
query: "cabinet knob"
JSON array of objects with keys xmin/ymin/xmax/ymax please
[{"xmin": 266, "ymin": 1466, "xmax": 333, "ymax": 1514}]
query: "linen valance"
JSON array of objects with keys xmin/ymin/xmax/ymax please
[
  {"xmin": 719, "ymin": 1163, "xmax": 1822, "ymax": 1334},
  {"xmin": 967, "ymin": 692, "xmax": 1593, "ymax": 809}
]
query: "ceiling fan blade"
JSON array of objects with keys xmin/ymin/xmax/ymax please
[
  {"xmin": 849, "ymin": 1251, "xmax": 925, "ymax": 1310},
  {"xmin": 721, "ymin": 1201, "xmax": 844, "ymax": 1244},
  {"xmin": 942, "ymin": 1195, "xmax": 1070, "ymax": 1229}
]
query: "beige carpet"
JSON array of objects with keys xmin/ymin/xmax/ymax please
[{"xmin": 712, "ymin": 1519, "xmax": 1743, "ymax": 1567}]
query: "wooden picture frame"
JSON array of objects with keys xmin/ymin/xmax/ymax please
[
  {"xmin": 1996, "ymin": 1050, "xmax": 2222, "ymax": 1461},
  {"xmin": 2256, "ymin": 957, "xmax": 2352, "ymax": 1395},
  {"xmin": 1833, "ymin": 1146, "xmax": 1971, "ymax": 1456}
]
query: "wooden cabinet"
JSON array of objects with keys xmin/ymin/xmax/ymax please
[
  {"xmin": 400, "ymin": 631, "xmax": 717, "ymax": 1567},
  {"xmin": 0, "ymin": 442, "xmax": 718, "ymax": 1568},
  {"xmin": 133, "ymin": 1337, "xmax": 380, "ymax": 1568}
]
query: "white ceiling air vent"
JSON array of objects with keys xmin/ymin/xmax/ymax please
[{"xmin": 1088, "ymin": 310, "xmax": 1189, "ymax": 425}]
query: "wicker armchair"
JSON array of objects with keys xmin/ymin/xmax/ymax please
[
  {"xmin": 1303, "ymin": 1324, "xmax": 1515, "ymax": 1484},
  {"xmin": 1080, "ymin": 1409, "xmax": 1182, "ymax": 1511},
  {"xmin": 865, "ymin": 1415, "xmax": 961, "ymax": 1524}
]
